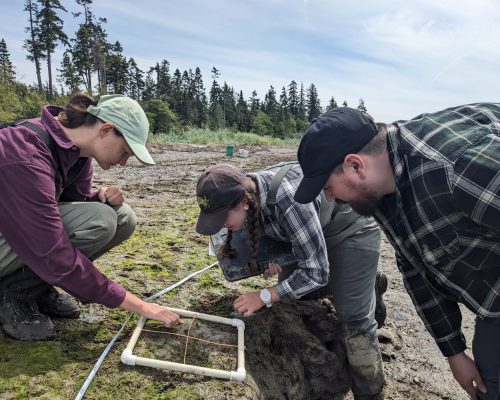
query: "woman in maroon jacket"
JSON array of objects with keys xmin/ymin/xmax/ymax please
[{"xmin": 0, "ymin": 93, "xmax": 182, "ymax": 340}]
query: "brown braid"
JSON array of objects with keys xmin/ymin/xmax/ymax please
[
  {"xmin": 220, "ymin": 229, "xmax": 238, "ymax": 258},
  {"xmin": 244, "ymin": 176, "xmax": 262, "ymax": 273},
  {"xmin": 219, "ymin": 176, "xmax": 262, "ymax": 274}
]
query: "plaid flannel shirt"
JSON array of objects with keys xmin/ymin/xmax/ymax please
[
  {"xmin": 374, "ymin": 103, "xmax": 500, "ymax": 357},
  {"xmin": 249, "ymin": 164, "xmax": 329, "ymax": 300}
]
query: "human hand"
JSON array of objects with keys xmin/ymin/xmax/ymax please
[
  {"xmin": 97, "ymin": 185, "xmax": 125, "ymax": 206},
  {"xmin": 448, "ymin": 352, "xmax": 487, "ymax": 400},
  {"xmin": 120, "ymin": 292, "xmax": 183, "ymax": 328},
  {"xmin": 263, "ymin": 262, "xmax": 282, "ymax": 279},
  {"xmin": 233, "ymin": 292, "xmax": 265, "ymax": 317},
  {"xmin": 140, "ymin": 302, "xmax": 184, "ymax": 328}
]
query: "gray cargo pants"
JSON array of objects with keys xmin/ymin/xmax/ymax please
[
  {"xmin": 279, "ymin": 211, "xmax": 384, "ymax": 398},
  {"xmin": 0, "ymin": 202, "xmax": 137, "ymax": 278}
]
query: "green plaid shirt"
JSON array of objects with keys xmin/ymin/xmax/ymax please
[{"xmin": 374, "ymin": 103, "xmax": 500, "ymax": 357}]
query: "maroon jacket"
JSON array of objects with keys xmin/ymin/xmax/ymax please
[{"xmin": 0, "ymin": 106, "xmax": 126, "ymax": 307}]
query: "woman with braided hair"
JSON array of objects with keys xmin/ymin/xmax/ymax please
[{"xmin": 195, "ymin": 162, "xmax": 386, "ymax": 399}]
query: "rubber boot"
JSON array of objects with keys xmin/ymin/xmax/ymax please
[{"xmin": 346, "ymin": 329, "xmax": 385, "ymax": 400}]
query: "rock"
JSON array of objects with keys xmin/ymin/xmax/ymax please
[{"xmin": 378, "ymin": 327, "xmax": 396, "ymax": 344}]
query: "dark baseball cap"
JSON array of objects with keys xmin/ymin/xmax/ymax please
[
  {"xmin": 294, "ymin": 107, "xmax": 378, "ymax": 204},
  {"xmin": 195, "ymin": 164, "xmax": 247, "ymax": 235}
]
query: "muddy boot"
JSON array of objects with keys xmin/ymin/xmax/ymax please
[
  {"xmin": 374, "ymin": 272, "xmax": 388, "ymax": 327},
  {"xmin": 0, "ymin": 268, "xmax": 56, "ymax": 340},
  {"xmin": 38, "ymin": 286, "xmax": 80, "ymax": 319},
  {"xmin": 0, "ymin": 296, "xmax": 55, "ymax": 340},
  {"xmin": 345, "ymin": 327, "xmax": 385, "ymax": 400}
]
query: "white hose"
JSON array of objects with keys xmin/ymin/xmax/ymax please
[{"xmin": 74, "ymin": 261, "xmax": 218, "ymax": 400}]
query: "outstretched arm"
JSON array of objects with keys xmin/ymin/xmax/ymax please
[{"xmin": 119, "ymin": 291, "xmax": 183, "ymax": 327}]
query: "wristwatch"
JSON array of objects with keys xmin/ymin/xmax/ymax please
[{"xmin": 259, "ymin": 288, "xmax": 272, "ymax": 308}]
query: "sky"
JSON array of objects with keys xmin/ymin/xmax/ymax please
[{"xmin": 2, "ymin": 0, "xmax": 500, "ymax": 121}]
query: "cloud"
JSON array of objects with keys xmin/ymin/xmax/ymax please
[{"xmin": 4, "ymin": 0, "xmax": 500, "ymax": 121}]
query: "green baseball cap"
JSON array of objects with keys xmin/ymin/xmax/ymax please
[{"xmin": 87, "ymin": 94, "xmax": 155, "ymax": 165}]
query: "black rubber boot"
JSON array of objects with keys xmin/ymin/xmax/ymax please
[
  {"xmin": 0, "ymin": 268, "xmax": 56, "ymax": 341},
  {"xmin": 374, "ymin": 272, "xmax": 388, "ymax": 328},
  {"xmin": 38, "ymin": 286, "xmax": 80, "ymax": 319}
]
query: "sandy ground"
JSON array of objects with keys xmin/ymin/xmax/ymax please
[
  {"xmin": 0, "ymin": 143, "xmax": 475, "ymax": 399},
  {"xmin": 94, "ymin": 143, "xmax": 474, "ymax": 400}
]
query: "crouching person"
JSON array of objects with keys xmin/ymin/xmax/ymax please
[
  {"xmin": 0, "ymin": 93, "xmax": 182, "ymax": 341},
  {"xmin": 195, "ymin": 163, "xmax": 386, "ymax": 399}
]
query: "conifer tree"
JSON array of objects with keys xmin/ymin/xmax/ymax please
[
  {"xmin": 208, "ymin": 67, "xmax": 223, "ymax": 129},
  {"xmin": 57, "ymin": 50, "xmax": 82, "ymax": 93},
  {"xmin": 170, "ymin": 68, "xmax": 183, "ymax": 114},
  {"xmin": 142, "ymin": 70, "xmax": 156, "ymax": 101},
  {"xmin": 178, "ymin": 69, "xmax": 195, "ymax": 124},
  {"xmin": 236, "ymin": 90, "xmax": 250, "ymax": 132},
  {"xmin": 287, "ymin": 80, "xmax": 299, "ymax": 118},
  {"xmin": 326, "ymin": 96, "xmax": 338, "ymax": 111},
  {"xmin": 23, "ymin": 0, "xmax": 44, "ymax": 93},
  {"xmin": 91, "ymin": 20, "xmax": 109, "ymax": 94},
  {"xmin": 298, "ymin": 82, "xmax": 306, "ymax": 121},
  {"xmin": 71, "ymin": 0, "xmax": 109, "ymax": 95},
  {"xmin": 0, "ymin": 39, "xmax": 16, "ymax": 84},
  {"xmin": 193, "ymin": 67, "xmax": 207, "ymax": 127},
  {"xmin": 222, "ymin": 82, "xmax": 236, "ymax": 127},
  {"xmin": 37, "ymin": 0, "xmax": 68, "ymax": 99},
  {"xmin": 151, "ymin": 59, "xmax": 171, "ymax": 100},
  {"xmin": 279, "ymin": 86, "xmax": 289, "ymax": 118},
  {"xmin": 106, "ymin": 41, "xmax": 128, "ymax": 94},
  {"xmin": 263, "ymin": 85, "xmax": 278, "ymax": 123},
  {"xmin": 306, "ymin": 83, "xmax": 322, "ymax": 121},
  {"xmin": 127, "ymin": 58, "xmax": 144, "ymax": 100},
  {"xmin": 249, "ymin": 90, "xmax": 260, "ymax": 122}
]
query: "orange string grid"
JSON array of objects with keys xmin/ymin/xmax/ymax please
[
  {"xmin": 141, "ymin": 318, "xmax": 240, "ymax": 366},
  {"xmin": 121, "ymin": 310, "xmax": 246, "ymax": 381},
  {"xmin": 141, "ymin": 328, "xmax": 239, "ymax": 349}
]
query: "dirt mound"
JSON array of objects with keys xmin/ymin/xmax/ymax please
[
  {"xmin": 244, "ymin": 299, "xmax": 349, "ymax": 400},
  {"xmin": 187, "ymin": 292, "xmax": 349, "ymax": 399}
]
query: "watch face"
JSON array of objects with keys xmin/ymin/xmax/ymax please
[{"xmin": 260, "ymin": 289, "xmax": 271, "ymax": 303}]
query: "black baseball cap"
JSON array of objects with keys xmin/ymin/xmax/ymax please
[
  {"xmin": 195, "ymin": 164, "xmax": 247, "ymax": 235},
  {"xmin": 294, "ymin": 107, "xmax": 378, "ymax": 204}
]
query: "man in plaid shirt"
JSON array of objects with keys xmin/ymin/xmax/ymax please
[{"xmin": 295, "ymin": 104, "xmax": 500, "ymax": 400}]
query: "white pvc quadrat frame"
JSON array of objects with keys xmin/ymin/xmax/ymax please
[{"xmin": 121, "ymin": 307, "xmax": 246, "ymax": 381}]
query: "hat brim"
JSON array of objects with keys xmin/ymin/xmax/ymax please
[
  {"xmin": 127, "ymin": 140, "xmax": 155, "ymax": 166},
  {"xmin": 294, "ymin": 173, "xmax": 331, "ymax": 204},
  {"xmin": 196, "ymin": 207, "xmax": 230, "ymax": 235}
]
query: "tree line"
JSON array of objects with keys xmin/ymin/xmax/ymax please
[{"xmin": 1, "ymin": 0, "xmax": 368, "ymax": 136}]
